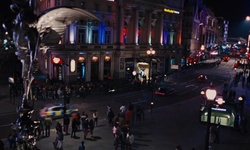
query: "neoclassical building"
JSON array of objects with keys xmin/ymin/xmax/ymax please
[{"xmin": 35, "ymin": 0, "xmax": 223, "ymax": 83}]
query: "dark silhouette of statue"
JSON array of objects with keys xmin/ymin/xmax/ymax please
[{"xmin": 3, "ymin": 0, "xmax": 99, "ymax": 149}]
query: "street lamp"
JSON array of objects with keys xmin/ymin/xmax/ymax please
[
  {"xmin": 146, "ymin": 48, "xmax": 156, "ymax": 84},
  {"xmin": 146, "ymin": 48, "xmax": 155, "ymax": 112},
  {"xmin": 204, "ymin": 88, "xmax": 217, "ymax": 150}
]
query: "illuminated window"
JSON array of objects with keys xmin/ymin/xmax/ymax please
[
  {"xmin": 45, "ymin": 58, "xmax": 47, "ymax": 69},
  {"xmin": 70, "ymin": 59, "xmax": 76, "ymax": 72}
]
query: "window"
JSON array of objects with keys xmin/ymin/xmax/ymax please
[
  {"xmin": 107, "ymin": 5, "xmax": 111, "ymax": 12},
  {"xmin": 78, "ymin": 29, "xmax": 86, "ymax": 44},
  {"xmin": 95, "ymin": 3, "xmax": 99, "ymax": 11},
  {"xmin": 69, "ymin": 0, "xmax": 75, "ymax": 6},
  {"xmin": 92, "ymin": 30, "xmax": 98, "ymax": 44},
  {"xmin": 55, "ymin": 0, "xmax": 60, "ymax": 6},
  {"xmin": 105, "ymin": 31, "xmax": 111, "ymax": 44},
  {"xmin": 81, "ymin": 1, "xmax": 86, "ymax": 9},
  {"xmin": 70, "ymin": 59, "xmax": 76, "ymax": 73}
]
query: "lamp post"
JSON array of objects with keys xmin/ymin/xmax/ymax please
[
  {"xmin": 204, "ymin": 88, "xmax": 217, "ymax": 150},
  {"xmin": 146, "ymin": 48, "xmax": 156, "ymax": 84},
  {"xmin": 146, "ymin": 48, "xmax": 155, "ymax": 112}
]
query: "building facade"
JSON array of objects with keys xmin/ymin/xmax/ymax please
[
  {"xmin": 36, "ymin": 0, "xmax": 186, "ymax": 83},
  {"xmin": 35, "ymin": 0, "xmax": 226, "ymax": 84}
]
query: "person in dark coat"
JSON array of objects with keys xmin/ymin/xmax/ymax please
[
  {"xmin": 63, "ymin": 115, "xmax": 70, "ymax": 135},
  {"xmin": 89, "ymin": 119, "xmax": 95, "ymax": 138},
  {"xmin": 108, "ymin": 108, "xmax": 115, "ymax": 126},
  {"xmin": 71, "ymin": 118, "xmax": 77, "ymax": 138}
]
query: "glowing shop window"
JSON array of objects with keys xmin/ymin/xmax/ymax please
[
  {"xmin": 70, "ymin": 59, "xmax": 76, "ymax": 72},
  {"xmin": 45, "ymin": 59, "xmax": 47, "ymax": 69}
]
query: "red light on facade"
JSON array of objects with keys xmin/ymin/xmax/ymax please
[
  {"xmin": 123, "ymin": 27, "xmax": 127, "ymax": 36},
  {"xmin": 52, "ymin": 56, "xmax": 63, "ymax": 64}
]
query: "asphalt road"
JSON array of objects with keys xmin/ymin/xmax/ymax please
[{"xmin": 0, "ymin": 58, "xmax": 235, "ymax": 140}]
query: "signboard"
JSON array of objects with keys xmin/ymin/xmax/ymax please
[{"xmin": 171, "ymin": 65, "xmax": 179, "ymax": 70}]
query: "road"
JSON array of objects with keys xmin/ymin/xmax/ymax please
[{"xmin": 0, "ymin": 58, "xmax": 235, "ymax": 140}]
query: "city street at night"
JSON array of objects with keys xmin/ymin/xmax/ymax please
[{"xmin": 0, "ymin": 59, "xmax": 249, "ymax": 150}]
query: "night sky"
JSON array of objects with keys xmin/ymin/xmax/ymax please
[
  {"xmin": 205, "ymin": 0, "xmax": 250, "ymax": 39},
  {"xmin": 1, "ymin": 0, "xmax": 250, "ymax": 39}
]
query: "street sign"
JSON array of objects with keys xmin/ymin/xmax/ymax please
[{"xmin": 171, "ymin": 65, "xmax": 179, "ymax": 70}]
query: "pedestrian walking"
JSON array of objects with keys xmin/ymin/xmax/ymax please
[
  {"xmin": 93, "ymin": 111, "xmax": 98, "ymax": 127},
  {"xmin": 126, "ymin": 131, "xmax": 134, "ymax": 150},
  {"xmin": 71, "ymin": 118, "xmax": 78, "ymax": 138},
  {"xmin": 39, "ymin": 118, "xmax": 45, "ymax": 138},
  {"xmin": 107, "ymin": 108, "xmax": 115, "ymax": 126},
  {"xmin": 44, "ymin": 117, "xmax": 52, "ymax": 137},
  {"xmin": 56, "ymin": 121, "xmax": 63, "ymax": 133},
  {"xmin": 55, "ymin": 130, "xmax": 64, "ymax": 150},
  {"xmin": 81, "ymin": 111, "xmax": 87, "ymax": 130},
  {"xmin": 7, "ymin": 132, "xmax": 16, "ymax": 150},
  {"xmin": 78, "ymin": 141, "xmax": 85, "ymax": 150},
  {"xmin": 82, "ymin": 114, "xmax": 89, "ymax": 139},
  {"xmin": 89, "ymin": 119, "xmax": 95, "ymax": 138}
]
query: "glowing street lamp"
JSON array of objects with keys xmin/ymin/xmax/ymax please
[
  {"xmin": 146, "ymin": 48, "xmax": 156, "ymax": 112},
  {"xmin": 146, "ymin": 48, "xmax": 156, "ymax": 84},
  {"xmin": 204, "ymin": 88, "xmax": 217, "ymax": 150}
]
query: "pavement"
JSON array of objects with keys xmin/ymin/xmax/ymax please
[{"xmin": 0, "ymin": 62, "xmax": 250, "ymax": 150}]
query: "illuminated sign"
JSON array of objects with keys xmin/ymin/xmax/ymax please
[{"xmin": 164, "ymin": 8, "xmax": 180, "ymax": 14}]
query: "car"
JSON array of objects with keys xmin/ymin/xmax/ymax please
[
  {"xmin": 154, "ymin": 86, "xmax": 174, "ymax": 96},
  {"xmin": 39, "ymin": 104, "xmax": 78, "ymax": 119},
  {"xmin": 222, "ymin": 56, "xmax": 230, "ymax": 62},
  {"xmin": 198, "ymin": 75, "xmax": 207, "ymax": 82}
]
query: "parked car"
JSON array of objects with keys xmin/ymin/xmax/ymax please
[
  {"xmin": 154, "ymin": 86, "xmax": 174, "ymax": 96},
  {"xmin": 39, "ymin": 104, "xmax": 78, "ymax": 119},
  {"xmin": 222, "ymin": 56, "xmax": 230, "ymax": 62},
  {"xmin": 198, "ymin": 75, "xmax": 207, "ymax": 82}
]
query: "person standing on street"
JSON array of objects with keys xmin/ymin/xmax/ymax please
[
  {"xmin": 126, "ymin": 131, "xmax": 134, "ymax": 150},
  {"xmin": 78, "ymin": 141, "xmax": 85, "ymax": 150},
  {"xmin": 56, "ymin": 130, "xmax": 64, "ymax": 150},
  {"xmin": 71, "ymin": 118, "xmax": 78, "ymax": 138},
  {"xmin": 93, "ymin": 111, "xmax": 98, "ymax": 127},
  {"xmin": 108, "ymin": 108, "xmax": 115, "ymax": 126},
  {"xmin": 44, "ymin": 117, "xmax": 52, "ymax": 137},
  {"xmin": 83, "ymin": 114, "xmax": 89, "ymax": 139},
  {"xmin": 63, "ymin": 114, "xmax": 70, "ymax": 135},
  {"xmin": 89, "ymin": 119, "xmax": 95, "ymax": 138}
]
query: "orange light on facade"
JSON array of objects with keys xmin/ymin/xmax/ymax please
[
  {"xmin": 78, "ymin": 56, "xmax": 85, "ymax": 63},
  {"xmin": 104, "ymin": 56, "xmax": 111, "ymax": 61},
  {"xmin": 92, "ymin": 56, "xmax": 98, "ymax": 62},
  {"xmin": 51, "ymin": 56, "xmax": 63, "ymax": 64}
]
